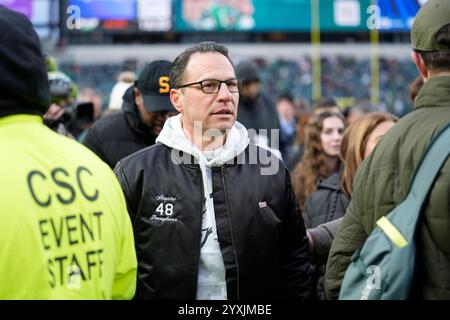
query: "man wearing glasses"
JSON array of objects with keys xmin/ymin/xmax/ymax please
[{"xmin": 114, "ymin": 42, "xmax": 311, "ymax": 300}]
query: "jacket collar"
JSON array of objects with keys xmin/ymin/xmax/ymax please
[
  {"xmin": 414, "ymin": 76, "xmax": 450, "ymax": 111},
  {"xmin": 156, "ymin": 114, "xmax": 249, "ymax": 167},
  {"xmin": 0, "ymin": 114, "xmax": 42, "ymax": 127},
  {"xmin": 317, "ymin": 168, "xmax": 343, "ymax": 191}
]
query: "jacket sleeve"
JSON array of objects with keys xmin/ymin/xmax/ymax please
[
  {"xmin": 324, "ymin": 193, "xmax": 367, "ymax": 299},
  {"xmin": 279, "ymin": 168, "xmax": 312, "ymax": 300},
  {"xmin": 110, "ymin": 170, "xmax": 137, "ymax": 299},
  {"xmin": 307, "ymin": 217, "xmax": 343, "ymax": 266}
]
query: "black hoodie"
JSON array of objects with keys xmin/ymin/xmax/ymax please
[{"xmin": 83, "ymin": 87, "xmax": 157, "ymax": 168}]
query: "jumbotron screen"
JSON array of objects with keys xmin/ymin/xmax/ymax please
[
  {"xmin": 174, "ymin": 0, "xmax": 426, "ymax": 32},
  {"xmin": 63, "ymin": 0, "xmax": 425, "ymax": 34},
  {"xmin": 69, "ymin": 0, "xmax": 136, "ymax": 20},
  {"xmin": 67, "ymin": 0, "xmax": 171, "ymax": 31},
  {"xmin": 379, "ymin": 0, "xmax": 426, "ymax": 30}
]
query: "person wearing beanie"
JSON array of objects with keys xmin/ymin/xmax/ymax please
[
  {"xmin": 325, "ymin": 0, "xmax": 450, "ymax": 299},
  {"xmin": 43, "ymin": 70, "xmax": 79, "ymax": 138},
  {"xmin": 83, "ymin": 60, "xmax": 178, "ymax": 168},
  {"xmin": 0, "ymin": 6, "xmax": 137, "ymax": 299},
  {"xmin": 234, "ymin": 60, "xmax": 280, "ymax": 151}
]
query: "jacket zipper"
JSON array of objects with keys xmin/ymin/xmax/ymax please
[
  {"xmin": 221, "ymin": 166, "xmax": 240, "ymax": 299},
  {"xmin": 193, "ymin": 168, "xmax": 204, "ymax": 299}
]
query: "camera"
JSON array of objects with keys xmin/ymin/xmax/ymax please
[{"xmin": 44, "ymin": 71, "xmax": 95, "ymax": 139}]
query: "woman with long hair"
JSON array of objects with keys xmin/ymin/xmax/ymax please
[
  {"xmin": 306, "ymin": 112, "xmax": 398, "ymax": 300},
  {"xmin": 340, "ymin": 112, "xmax": 399, "ymax": 197},
  {"xmin": 292, "ymin": 110, "xmax": 346, "ymax": 209}
]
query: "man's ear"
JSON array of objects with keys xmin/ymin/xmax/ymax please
[
  {"xmin": 411, "ymin": 51, "xmax": 428, "ymax": 81},
  {"xmin": 170, "ymin": 88, "xmax": 183, "ymax": 113}
]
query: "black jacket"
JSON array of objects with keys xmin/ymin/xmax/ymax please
[
  {"xmin": 114, "ymin": 143, "xmax": 312, "ymax": 300},
  {"xmin": 303, "ymin": 171, "xmax": 350, "ymax": 300},
  {"xmin": 83, "ymin": 88, "xmax": 157, "ymax": 168},
  {"xmin": 303, "ymin": 171, "xmax": 351, "ymax": 229},
  {"xmin": 237, "ymin": 93, "xmax": 280, "ymax": 146}
]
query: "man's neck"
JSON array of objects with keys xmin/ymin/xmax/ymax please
[
  {"xmin": 424, "ymin": 70, "xmax": 450, "ymax": 82},
  {"xmin": 200, "ymin": 134, "xmax": 226, "ymax": 151},
  {"xmin": 431, "ymin": 71, "xmax": 450, "ymax": 77},
  {"xmin": 183, "ymin": 125, "xmax": 227, "ymax": 151}
]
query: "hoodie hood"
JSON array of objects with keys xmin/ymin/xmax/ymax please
[
  {"xmin": 156, "ymin": 114, "xmax": 249, "ymax": 166},
  {"xmin": 121, "ymin": 86, "xmax": 157, "ymax": 143},
  {"xmin": 0, "ymin": 6, "xmax": 50, "ymax": 116}
]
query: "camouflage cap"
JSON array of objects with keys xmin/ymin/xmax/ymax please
[{"xmin": 411, "ymin": 0, "xmax": 450, "ymax": 52}]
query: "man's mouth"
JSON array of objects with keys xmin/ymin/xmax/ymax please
[{"xmin": 211, "ymin": 108, "xmax": 233, "ymax": 115}]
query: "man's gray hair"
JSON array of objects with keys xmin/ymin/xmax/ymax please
[{"xmin": 170, "ymin": 41, "xmax": 234, "ymax": 88}]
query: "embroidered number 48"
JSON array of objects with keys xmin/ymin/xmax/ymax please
[{"xmin": 155, "ymin": 203, "xmax": 174, "ymax": 216}]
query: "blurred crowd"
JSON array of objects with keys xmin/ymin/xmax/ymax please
[{"xmin": 59, "ymin": 55, "xmax": 418, "ymax": 120}]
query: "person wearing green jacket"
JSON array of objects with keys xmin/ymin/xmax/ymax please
[
  {"xmin": 325, "ymin": 0, "xmax": 450, "ymax": 300},
  {"xmin": 0, "ymin": 6, "xmax": 137, "ymax": 299}
]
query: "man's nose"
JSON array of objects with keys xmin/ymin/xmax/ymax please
[{"xmin": 217, "ymin": 82, "xmax": 232, "ymax": 100}]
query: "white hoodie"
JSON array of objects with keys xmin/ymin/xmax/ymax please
[{"xmin": 156, "ymin": 114, "xmax": 249, "ymax": 300}]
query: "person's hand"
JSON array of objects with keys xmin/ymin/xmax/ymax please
[
  {"xmin": 44, "ymin": 103, "xmax": 65, "ymax": 121},
  {"xmin": 43, "ymin": 103, "xmax": 66, "ymax": 130}
]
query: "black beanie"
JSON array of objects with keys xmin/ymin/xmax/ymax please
[
  {"xmin": 0, "ymin": 6, "xmax": 50, "ymax": 116},
  {"xmin": 235, "ymin": 60, "xmax": 260, "ymax": 83}
]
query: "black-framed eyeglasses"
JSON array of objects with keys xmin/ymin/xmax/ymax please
[{"xmin": 176, "ymin": 78, "xmax": 244, "ymax": 94}]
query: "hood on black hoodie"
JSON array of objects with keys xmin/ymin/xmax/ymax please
[{"xmin": 0, "ymin": 6, "xmax": 49, "ymax": 117}]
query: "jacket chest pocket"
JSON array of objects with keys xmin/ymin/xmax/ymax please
[
  {"xmin": 258, "ymin": 204, "xmax": 282, "ymax": 227},
  {"xmin": 248, "ymin": 204, "xmax": 281, "ymax": 255},
  {"xmin": 139, "ymin": 194, "xmax": 182, "ymax": 226}
]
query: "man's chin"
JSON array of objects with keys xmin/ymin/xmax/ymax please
[{"xmin": 213, "ymin": 120, "xmax": 235, "ymax": 132}]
